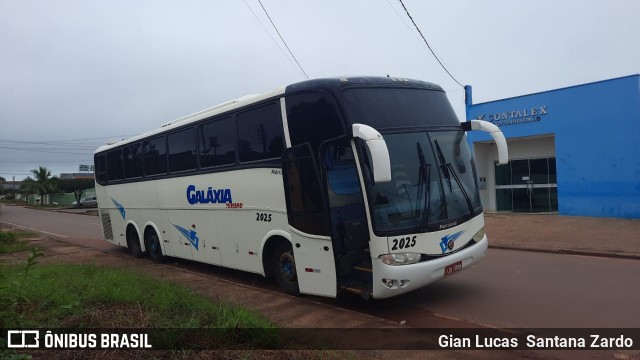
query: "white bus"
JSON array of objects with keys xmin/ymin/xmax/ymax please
[{"xmin": 94, "ymin": 77, "xmax": 508, "ymax": 299}]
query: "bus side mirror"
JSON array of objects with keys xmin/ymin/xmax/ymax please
[
  {"xmin": 464, "ymin": 120, "xmax": 509, "ymax": 165},
  {"xmin": 352, "ymin": 124, "xmax": 392, "ymax": 183}
]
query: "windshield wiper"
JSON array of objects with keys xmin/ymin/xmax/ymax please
[
  {"xmin": 434, "ymin": 140, "xmax": 452, "ymax": 192},
  {"xmin": 416, "ymin": 143, "xmax": 431, "ymax": 231},
  {"xmin": 434, "ymin": 139, "xmax": 474, "ymax": 215}
]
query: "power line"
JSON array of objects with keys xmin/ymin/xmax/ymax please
[
  {"xmin": 397, "ymin": 0, "xmax": 464, "ymax": 88},
  {"xmin": 0, "ymin": 134, "xmax": 134, "ymax": 144},
  {"xmin": 242, "ymin": 0, "xmax": 306, "ymax": 79},
  {"xmin": 0, "ymin": 146, "xmax": 91, "ymax": 156},
  {"xmin": 0, "ymin": 143, "xmax": 98, "ymax": 151},
  {"xmin": 0, "ymin": 173, "xmax": 32, "ymax": 176},
  {"xmin": 384, "ymin": 0, "xmax": 423, "ymax": 42},
  {"xmin": 0, "ymin": 160, "xmax": 92, "ymax": 164},
  {"xmin": 256, "ymin": 0, "xmax": 309, "ymax": 80}
]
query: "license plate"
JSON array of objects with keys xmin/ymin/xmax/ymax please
[{"xmin": 444, "ymin": 261, "xmax": 463, "ymax": 276}]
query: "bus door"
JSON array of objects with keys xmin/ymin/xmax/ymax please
[
  {"xmin": 282, "ymin": 144, "xmax": 337, "ymax": 297},
  {"xmin": 321, "ymin": 139, "xmax": 372, "ymax": 294}
]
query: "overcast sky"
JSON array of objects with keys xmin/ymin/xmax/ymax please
[{"xmin": 1, "ymin": 0, "xmax": 639, "ymax": 180}]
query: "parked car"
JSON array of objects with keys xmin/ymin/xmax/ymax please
[{"xmin": 72, "ymin": 196, "xmax": 97, "ymax": 207}]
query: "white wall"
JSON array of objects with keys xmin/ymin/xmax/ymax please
[{"xmin": 472, "ymin": 134, "xmax": 556, "ymax": 211}]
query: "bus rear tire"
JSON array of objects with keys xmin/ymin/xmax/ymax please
[
  {"xmin": 126, "ymin": 227, "xmax": 143, "ymax": 258},
  {"xmin": 273, "ymin": 243, "xmax": 300, "ymax": 295},
  {"xmin": 145, "ymin": 230, "xmax": 164, "ymax": 263}
]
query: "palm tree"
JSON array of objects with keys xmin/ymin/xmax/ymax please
[
  {"xmin": 20, "ymin": 177, "xmax": 41, "ymax": 197},
  {"xmin": 22, "ymin": 167, "xmax": 59, "ymax": 204},
  {"xmin": 31, "ymin": 166, "xmax": 56, "ymax": 196}
]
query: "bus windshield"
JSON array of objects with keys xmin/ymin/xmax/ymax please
[
  {"xmin": 361, "ymin": 130, "xmax": 481, "ymax": 234},
  {"xmin": 342, "ymin": 87, "xmax": 481, "ymax": 235}
]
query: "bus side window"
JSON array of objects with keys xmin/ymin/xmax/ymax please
[
  {"xmin": 285, "ymin": 91, "xmax": 344, "ymax": 160},
  {"xmin": 106, "ymin": 149, "xmax": 124, "ymax": 182},
  {"xmin": 124, "ymin": 142, "xmax": 143, "ymax": 179},
  {"xmin": 324, "ymin": 146, "xmax": 360, "ymax": 196},
  {"xmin": 322, "ymin": 140, "xmax": 368, "ymax": 254},
  {"xmin": 95, "ymin": 154, "xmax": 108, "ymax": 184},
  {"xmin": 236, "ymin": 102, "xmax": 284, "ymax": 163},
  {"xmin": 143, "ymin": 136, "xmax": 168, "ymax": 176},
  {"xmin": 199, "ymin": 116, "xmax": 235, "ymax": 168},
  {"xmin": 168, "ymin": 127, "xmax": 197, "ymax": 172}
]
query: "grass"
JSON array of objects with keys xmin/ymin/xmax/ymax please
[
  {"xmin": 0, "ymin": 229, "xmax": 35, "ymax": 254},
  {"xmin": 0, "ymin": 245, "xmax": 356, "ymax": 358},
  {"xmin": 0, "ymin": 263, "xmax": 286, "ymax": 355},
  {"xmin": 1, "ymin": 264, "xmax": 272, "ymax": 328}
]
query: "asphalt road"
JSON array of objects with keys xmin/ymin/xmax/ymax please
[{"xmin": 2, "ymin": 204, "xmax": 639, "ymax": 330}]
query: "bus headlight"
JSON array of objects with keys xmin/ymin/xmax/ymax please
[
  {"xmin": 379, "ymin": 253, "xmax": 421, "ymax": 266},
  {"xmin": 472, "ymin": 227, "xmax": 485, "ymax": 242}
]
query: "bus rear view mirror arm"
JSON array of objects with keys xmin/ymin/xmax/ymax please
[
  {"xmin": 352, "ymin": 124, "xmax": 392, "ymax": 183},
  {"xmin": 463, "ymin": 120, "xmax": 509, "ymax": 165}
]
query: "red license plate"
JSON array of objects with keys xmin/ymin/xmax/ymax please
[{"xmin": 444, "ymin": 261, "xmax": 463, "ymax": 276}]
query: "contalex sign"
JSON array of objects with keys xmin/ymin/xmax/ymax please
[{"xmin": 474, "ymin": 106, "xmax": 549, "ymax": 127}]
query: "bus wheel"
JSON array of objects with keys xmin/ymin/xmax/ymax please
[
  {"xmin": 145, "ymin": 231, "xmax": 164, "ymax": 263},
  {"xmin": 126, "ymin": 227, "xmax": 143, "ymax": 258},
  {"xmin": 273, "ymin": 243, "xmax": 300, "ymax": 295}
]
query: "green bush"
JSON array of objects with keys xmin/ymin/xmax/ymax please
[
  {"xmin": 0, "ymin": 231, "xmax": 17, "ymax": 244},
  {"xmin": 0, "ymin": 230, "xmax": 32, "ymax": 254}
]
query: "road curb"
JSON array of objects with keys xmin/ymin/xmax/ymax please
[
  {"xmin": 52, "ymin": 209, "xmax": 98, "ymax": 216},
  {"xmin": 489, "ymin": 245, "xmax": 640, "ymax": 260}
]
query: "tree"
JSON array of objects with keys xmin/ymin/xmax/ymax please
[
  {"xmin": 19, "ymin": 177, "xmax": 41, "ymax": 199},
  {"xmin": 30, "ymin": 167, "xmax": 58, "ymax": 196},
  {"xmin": 58, "ymin": 178, "xmax": 95, "ymax": 207}
]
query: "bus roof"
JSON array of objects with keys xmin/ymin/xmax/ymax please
[
  {"xmin": 95, "ymin": 76, "xmax": 445, "ymax": 154},
  {"xmin": 95, "ymin": 86, "xmax": 285, "ymax": 153},
  {"xmin": 285, "ymin": 76, "xmax": 443, "ymax": 94}
]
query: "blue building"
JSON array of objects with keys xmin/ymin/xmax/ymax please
[{"xmin": 465, "ymin": 74, "xmax": 640, "ymax": 219}]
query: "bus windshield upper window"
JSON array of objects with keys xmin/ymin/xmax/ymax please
[{"xmin": 342, "ymin": 88, "xmax": 459, "ymax": 129}]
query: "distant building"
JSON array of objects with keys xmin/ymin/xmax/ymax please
[
  {"xmin": 465, "ymin": 74, "xmax": 640, "ymax": 219},
  {"xmin": 59, "ymin": 173, "xmax": 95, "ymax": 180},
  {"xmin": 0, "ymin": 181, "xmax": 22, "ymax": 191}
]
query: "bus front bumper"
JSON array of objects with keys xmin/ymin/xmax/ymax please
[{"xmin": 371, "ymin": 235, "xmax": 488, "ymax": 299}]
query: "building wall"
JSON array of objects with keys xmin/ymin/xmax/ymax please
[{"xmin": 466, "ymin": 75, "xmax": 640, "ymax": 219}]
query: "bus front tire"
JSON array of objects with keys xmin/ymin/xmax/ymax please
[
  {"xmin": 145, "ymin": 231, "xmax": 164, "ymax": 263},
  {"xmin": 126, "ymin": 228, "xmax": 143, "ymax": 258},
  {"xmin": 273, "ymin": 243, "xmax": 300, "ymax": 295}
]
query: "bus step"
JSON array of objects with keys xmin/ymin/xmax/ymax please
[
  {"xmin": 340, "ymin": 284, "xmax": 372, "ymax": 300},
  {"xmin": 353, "ymin": 265, "xmax": 372, "ymax": 272}
]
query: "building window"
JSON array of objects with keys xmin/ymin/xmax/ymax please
[{"xmin": 236, "ymin": 102, "xmax": 284, "ymax": 163}]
